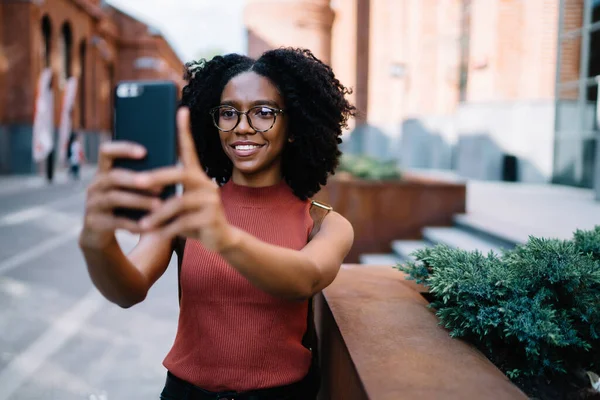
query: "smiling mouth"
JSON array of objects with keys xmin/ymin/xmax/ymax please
[
  {"xmin": 231, "ymin": 144, "xmax": 264, "ymax": 151},
  {"xmin": 230, "ymin": 143, "xmax": 265, "ymax": 157}
]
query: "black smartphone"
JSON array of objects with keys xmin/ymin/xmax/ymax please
[{"xmin": 113, "ymin": 80, "xmax": 178, "ymax": 221}]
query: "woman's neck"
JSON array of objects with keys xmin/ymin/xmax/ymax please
[{"xmin": 230, "ymin": 168, "xmax": 283, "ymax": 188}]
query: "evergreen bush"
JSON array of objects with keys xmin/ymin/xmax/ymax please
[
  {"xmin": 338, "ymin": 154, "xmax": 401, "ymax": 180},
  {"xmin": 396, "ymin": 226, "xmax": 600, "ymax": 380},
  {"xmin": 574, "ymin": 225, "xmax": 600, "ymax": 261}
]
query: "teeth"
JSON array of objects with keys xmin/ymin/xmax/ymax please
[{"xmin": 235, "ymin": 145, "xmax": 260, "ymax": 150}]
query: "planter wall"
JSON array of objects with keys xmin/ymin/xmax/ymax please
[
  {"xmin": 313, "ymin": 175, "xmax": 466, "ymax": 263},
  {"xmin": 316, "ymin": 265, "xmax": 527, "ymax": 400}
]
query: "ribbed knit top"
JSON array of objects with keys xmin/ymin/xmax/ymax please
[{"xmin": 163, "ymin": 179, "xmax": 314, "ymax": 392}]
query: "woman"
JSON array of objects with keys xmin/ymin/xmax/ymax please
[{"xmin": 79, "ymin": 48, "xmax": 355, "ymax": 399}]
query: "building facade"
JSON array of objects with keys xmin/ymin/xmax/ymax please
[
  {"xmin": 244, "ymin": 0, "xmax": 600, "ymax": 193},
  {"xmin": 554, "ymin": 0, "xmax": 599, "ymax": 189},
  {"xmin": 0, "ymin": 0, "xmax": 185, "ymax": 174}
]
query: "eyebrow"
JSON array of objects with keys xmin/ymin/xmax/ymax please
[{"xmin": 220, "ymin": 100, "xmax": 282, "ymax": 108}]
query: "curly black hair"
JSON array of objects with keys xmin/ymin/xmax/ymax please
[{"xmin": 180, "ymin": 48, "xmax": 356, "ymax": 200}]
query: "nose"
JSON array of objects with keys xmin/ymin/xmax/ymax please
[{"xmin": 235, "ymin": 113, "xmax": 256, "ymax": 135}]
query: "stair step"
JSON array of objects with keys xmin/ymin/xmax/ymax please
[
  {"xmin": 391, "ymin": 240, "xmax": 430, "ymax": 262},
  {"xmin": 359, "ymin": 253, "xmax": 401, "ymax": 266},
  {"xmin": 454, "ymin": 214, "xmax": 525, "ymax": 248},
  {"xmin": 422, "ymin": 227, "xmax": 505, "ymax": 254}
]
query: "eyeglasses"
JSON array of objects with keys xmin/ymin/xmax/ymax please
[{"xmin": 209, "ymin": 105, "xmax": 285, "ymax": 133}]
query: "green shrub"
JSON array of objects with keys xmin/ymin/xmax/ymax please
[
  {"xmin": 396, "ymin": 226, "xmax": 600, "ymax": 379},
  {"xmin": 574, "ymin": 225, "xmax": 600, "ymax": 261},
  {"xmin": 338, "ymin": 154, "xmax": 401, "ymax": 180}
]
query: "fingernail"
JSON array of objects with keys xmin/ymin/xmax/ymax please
[
  {"xmin": 152, "ymin": 199, "xmax": 162, "ymax": 208},
  {"xmin": 139, "ymin": 218, "xmax": 150, "ymax": 228},
  {"xmin": 134, "ymin": 147, "xmax": 146, "ymax": 157}
]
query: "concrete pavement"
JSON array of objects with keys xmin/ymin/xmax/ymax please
[{"xmin": 0, "ymin": 171, "xmax": 179, "ymax": 400}]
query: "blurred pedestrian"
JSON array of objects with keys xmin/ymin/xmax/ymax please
[
  {"xmin": 45, "ymin": 149, "xmax": 55, "ymax": 183},
  {"xmin": 67, "ymin": 132, "xmax": 81, "ymax": 180},
  {"xmin": 79, "ymin": 48, "xmax": 355, "ymax": 399}
]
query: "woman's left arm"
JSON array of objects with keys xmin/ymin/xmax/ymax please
[{"xmin": 220, "ymin": 211, "xmax": 353, "ymax": 300}]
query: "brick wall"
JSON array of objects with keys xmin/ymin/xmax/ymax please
[
  {"xmin": 329, "ymin": 0, "xmax": 357, "ymax": 117},
  {"xmin": 244, "ymin": 0, "xmax": 334, "ymax": 64},
  {"xmin": 0, "ymin": 2, "xmax": 5, "ymax": 123},
  {"xmin": 361, "ymin": 0, "xmax": 461, "ymax": 126},
  {"xmin": 30, "ymin": 0, "xmax": 98, "ymax": 128},
  {"xmin": 0, "ymin": 0, "xmax": 185, "ymax": 173},
  {"xmin": 2, "ymin": 2, "xmax": 36, "ymax": 124},
  {"xmin": 466, "ymin": 0, "xmax": 559, "ymax": 102},
  {"xmin": 0, "ymin": 0, "xmax": 184, "ymax": 132},
  {"xmin": 244, "ymin": 0, "xmax": 565, "ymax": 114},
  {"xmin": 558, "ymin": 0, "xmax": 584, "ymax": 100},
  {"xmin": 355, "ymin": 0, "xmax": 369, "ymax": 123},
  {"xmin": 109, "ymin": 7, "xmax": 185, "ymax": 87}
]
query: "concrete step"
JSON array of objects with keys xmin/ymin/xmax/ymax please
[
  {"xmin": 422, "ymin": 226, "xmax": 506, "ymax": 254},
  {"xmin": 391, "ymin": 240, "xmax": 431, "ymax": 262},
  {"xmin": 453, "ymin": 213, "xmax": 525, "ymax": 248},
  {"xmin": 359, "ymin": 253, "xmax": 401, "ymax": 266}
]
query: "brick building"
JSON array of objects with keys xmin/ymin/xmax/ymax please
[
  {"xmin": 0, "ymin": 0, "xmax": 185, "ymax": 174},
  {"xmin": 245, "ymin": 0, "xmax": 600, "ymax": 192}
]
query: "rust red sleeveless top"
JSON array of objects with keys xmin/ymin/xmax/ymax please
[{"xmin": 163, "ymin": 179, "xmax": 314, "ymax": 392}]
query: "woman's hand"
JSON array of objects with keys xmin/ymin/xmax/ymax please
[
  {"xmin": 137, "ymin": 108, "xmax": 238, "ymax": 252},
  {"xmin": 80, "ymin": 141, "xmax": 161, "ymax": 250}
]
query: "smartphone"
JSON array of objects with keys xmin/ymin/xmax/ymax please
[{"xmin": 113, "ymin": 80, "xmax": 178, "ymax": 221}]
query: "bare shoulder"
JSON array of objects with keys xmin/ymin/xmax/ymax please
[{"xmin": 321, "ymin": 211, "xmax": 354, "ymax": 241}]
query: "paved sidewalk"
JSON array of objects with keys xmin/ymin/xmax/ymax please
[
  {"xmin": 466, "ymin": 180, "xmax": 600, "ymax": 242},
  {"xmin": 406, "ymin": 167, "xmax": 600, "ymax": 241},
  {"xmin": 0, "ymin": 166, "xmax": 96, "ymax": 197}
]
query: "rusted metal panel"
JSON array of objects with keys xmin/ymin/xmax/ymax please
[
  {"xmin": 317, "ymin": 265, "xmax": 527, "ymax": 400},
  {"xmin": 314, "ymin": 178, "xmax": 467, "ymax": 263}
]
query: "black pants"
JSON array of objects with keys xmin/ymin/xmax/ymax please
[
  {"xmin": 160, "ymin": 372, "xmax": 315, "ymax": 400},
  {"xmin": 70, "ymin": 164, "xmax": 80, "ymax": 179}
]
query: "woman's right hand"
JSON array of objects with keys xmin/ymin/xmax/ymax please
[{"xmin": 79, "ymin": 141, "xmax": 161, "ymax": 250}]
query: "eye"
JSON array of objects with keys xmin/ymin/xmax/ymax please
[
  {"xmin": 253, "ymin": 107, "xmax": 275, "ymax": 119},
  {"xmin": 219, "ymin": 108, "xmax": 237, "ymax": 119}
]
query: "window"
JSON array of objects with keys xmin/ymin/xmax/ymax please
[
  {"xmin": 553, "ymin": 0, "xmax": 599, "ymax": 187},
  {"xmin": 41, "ymin": 15, "xmax": 52, "ymax": 68},
  {"xmin": 60, "ymin": 22, "xmax": 73, "ymax": 84}
]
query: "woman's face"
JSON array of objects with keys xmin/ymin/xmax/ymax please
[{"xmin": 217, "ymin": 71, "xmax": 287, "ymax": 186}]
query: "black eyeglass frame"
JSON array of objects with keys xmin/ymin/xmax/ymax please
[{"xmin": 208, "ymin": 105, "xmax": 285, "ymax": 133}]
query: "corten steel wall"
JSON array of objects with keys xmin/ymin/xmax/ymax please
[
  {"xmin": 244, "ymin": 0, "xmax": 334, "ymax": 65},
  {"xmin": 313, "ymin": 177, "xmax": 466, "ymax": 264},
  {"xmin": 317, "ymin": 266, "xmax": 528, "ymax": 400},
  {"xmin": 0, "ymin": 0, "xmax": 184, "ymax": 173}
]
